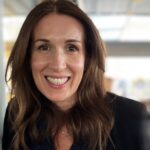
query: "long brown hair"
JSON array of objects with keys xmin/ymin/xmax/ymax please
[{"xmin": 5, "ymin": 0, "xmax": 114, "ymax": 149}]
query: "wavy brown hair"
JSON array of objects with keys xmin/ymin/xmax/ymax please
[{"xmin": 5, "ymin": 0, "xmax": 114, "ymax": 150}]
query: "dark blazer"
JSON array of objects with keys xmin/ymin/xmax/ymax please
[{"xmin": 2, "ymin": 92, "xmax": 148, "ymax": 150}]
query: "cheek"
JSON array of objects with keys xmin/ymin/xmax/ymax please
[
  {"xmin": 31, "ymin": 54, "xmax": 48, "ymax": 73},
  {"xmin": 31, "ymin": 59, "xmax": 42, "ymax": 74},
  {"xmin": 71, "ymin": 57, "xmax": 85, "ymax": 78},
  {"xmin": 31, "ymin": 62, "xmax": 41, "ymax": 84},
  {"xmin": 31, "ymin": 59, "xmax": 47, "ymax": 89}
]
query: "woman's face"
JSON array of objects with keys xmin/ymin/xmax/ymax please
[{"xmin": 31, "ymin": 13, "xmax": 85, "ymax": 110}]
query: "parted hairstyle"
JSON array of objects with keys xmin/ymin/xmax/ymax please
[{"xmin": 5, "ymin": 0, "xmax": 114, "ymax": 150}]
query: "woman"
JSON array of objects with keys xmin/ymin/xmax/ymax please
[{"xmin": 2, "ymin": 0, "xmax": 147, "ymax": 150}]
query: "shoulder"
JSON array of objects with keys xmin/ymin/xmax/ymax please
[
  {"xmin": 105, "ymin": 92, "xmax": 148, "ymax": 150},
  {"xmin": 106, "ymin": 92, "xmax": 146, "ymax": 117},
  {"xmin": 105, "ymin": 92, "xmax": 147, "ymax": 135}
]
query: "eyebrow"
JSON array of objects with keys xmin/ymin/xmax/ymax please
[
  {"xmin": 65, "ymin": 39, "xmax": 82, "ymax": 43},
  {"xmin": 33, "ymin": 39, "xmax": 82, "ymax": 44},
  {"xmin": 33, "ymin": 39, "xmax": 49, "ymax": 44}
]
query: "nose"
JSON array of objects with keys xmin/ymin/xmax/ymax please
[{"xmin": 48, "ymin": 49, "xmax": 66, "ymax": 72}]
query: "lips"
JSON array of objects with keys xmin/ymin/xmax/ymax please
[{"xmin": 46, "ymin": 76, "xmax": 69, "ymax": 85}]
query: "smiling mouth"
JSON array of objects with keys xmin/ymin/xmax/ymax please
[{"xmin": 45, "ymin": 76, "xmax": 70, "ymax": 86}]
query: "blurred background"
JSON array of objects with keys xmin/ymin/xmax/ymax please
[{"xmin": 0, "ymin": 0, "xmax": 150, "ymax": 148}]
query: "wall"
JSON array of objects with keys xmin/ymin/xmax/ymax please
[{"xmin": 0, "ymin": 0, "xmax": 6, "ymax": 149}]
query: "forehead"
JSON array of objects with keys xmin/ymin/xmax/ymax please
[{"xmin": 33, "ymin": 13, "xmax": 85, "ymax": 41}]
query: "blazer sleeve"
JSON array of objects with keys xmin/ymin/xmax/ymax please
[
  {"xmin": 112, "ymin": 94, "xmax": 149, "ymax": 150},
  {"xmin": 142, "ymin": 111, "xmax": 150, "ymax": 150},
  {"xmin": 2, "ymin": 102, "xmax": 14, "ymax": 150}
]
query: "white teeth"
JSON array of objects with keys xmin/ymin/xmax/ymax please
[{"xmin": 46, "ymin": 77, "xmax": 68, "ymax": 85}]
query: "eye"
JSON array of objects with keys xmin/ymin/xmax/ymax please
[
  {"xmin": 37, "ymin": 43, "xmax": 50, "ymax": 51},
  {"xmin": 67, "ymin": 44, "xmax": 78, "ymax": 52}
]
